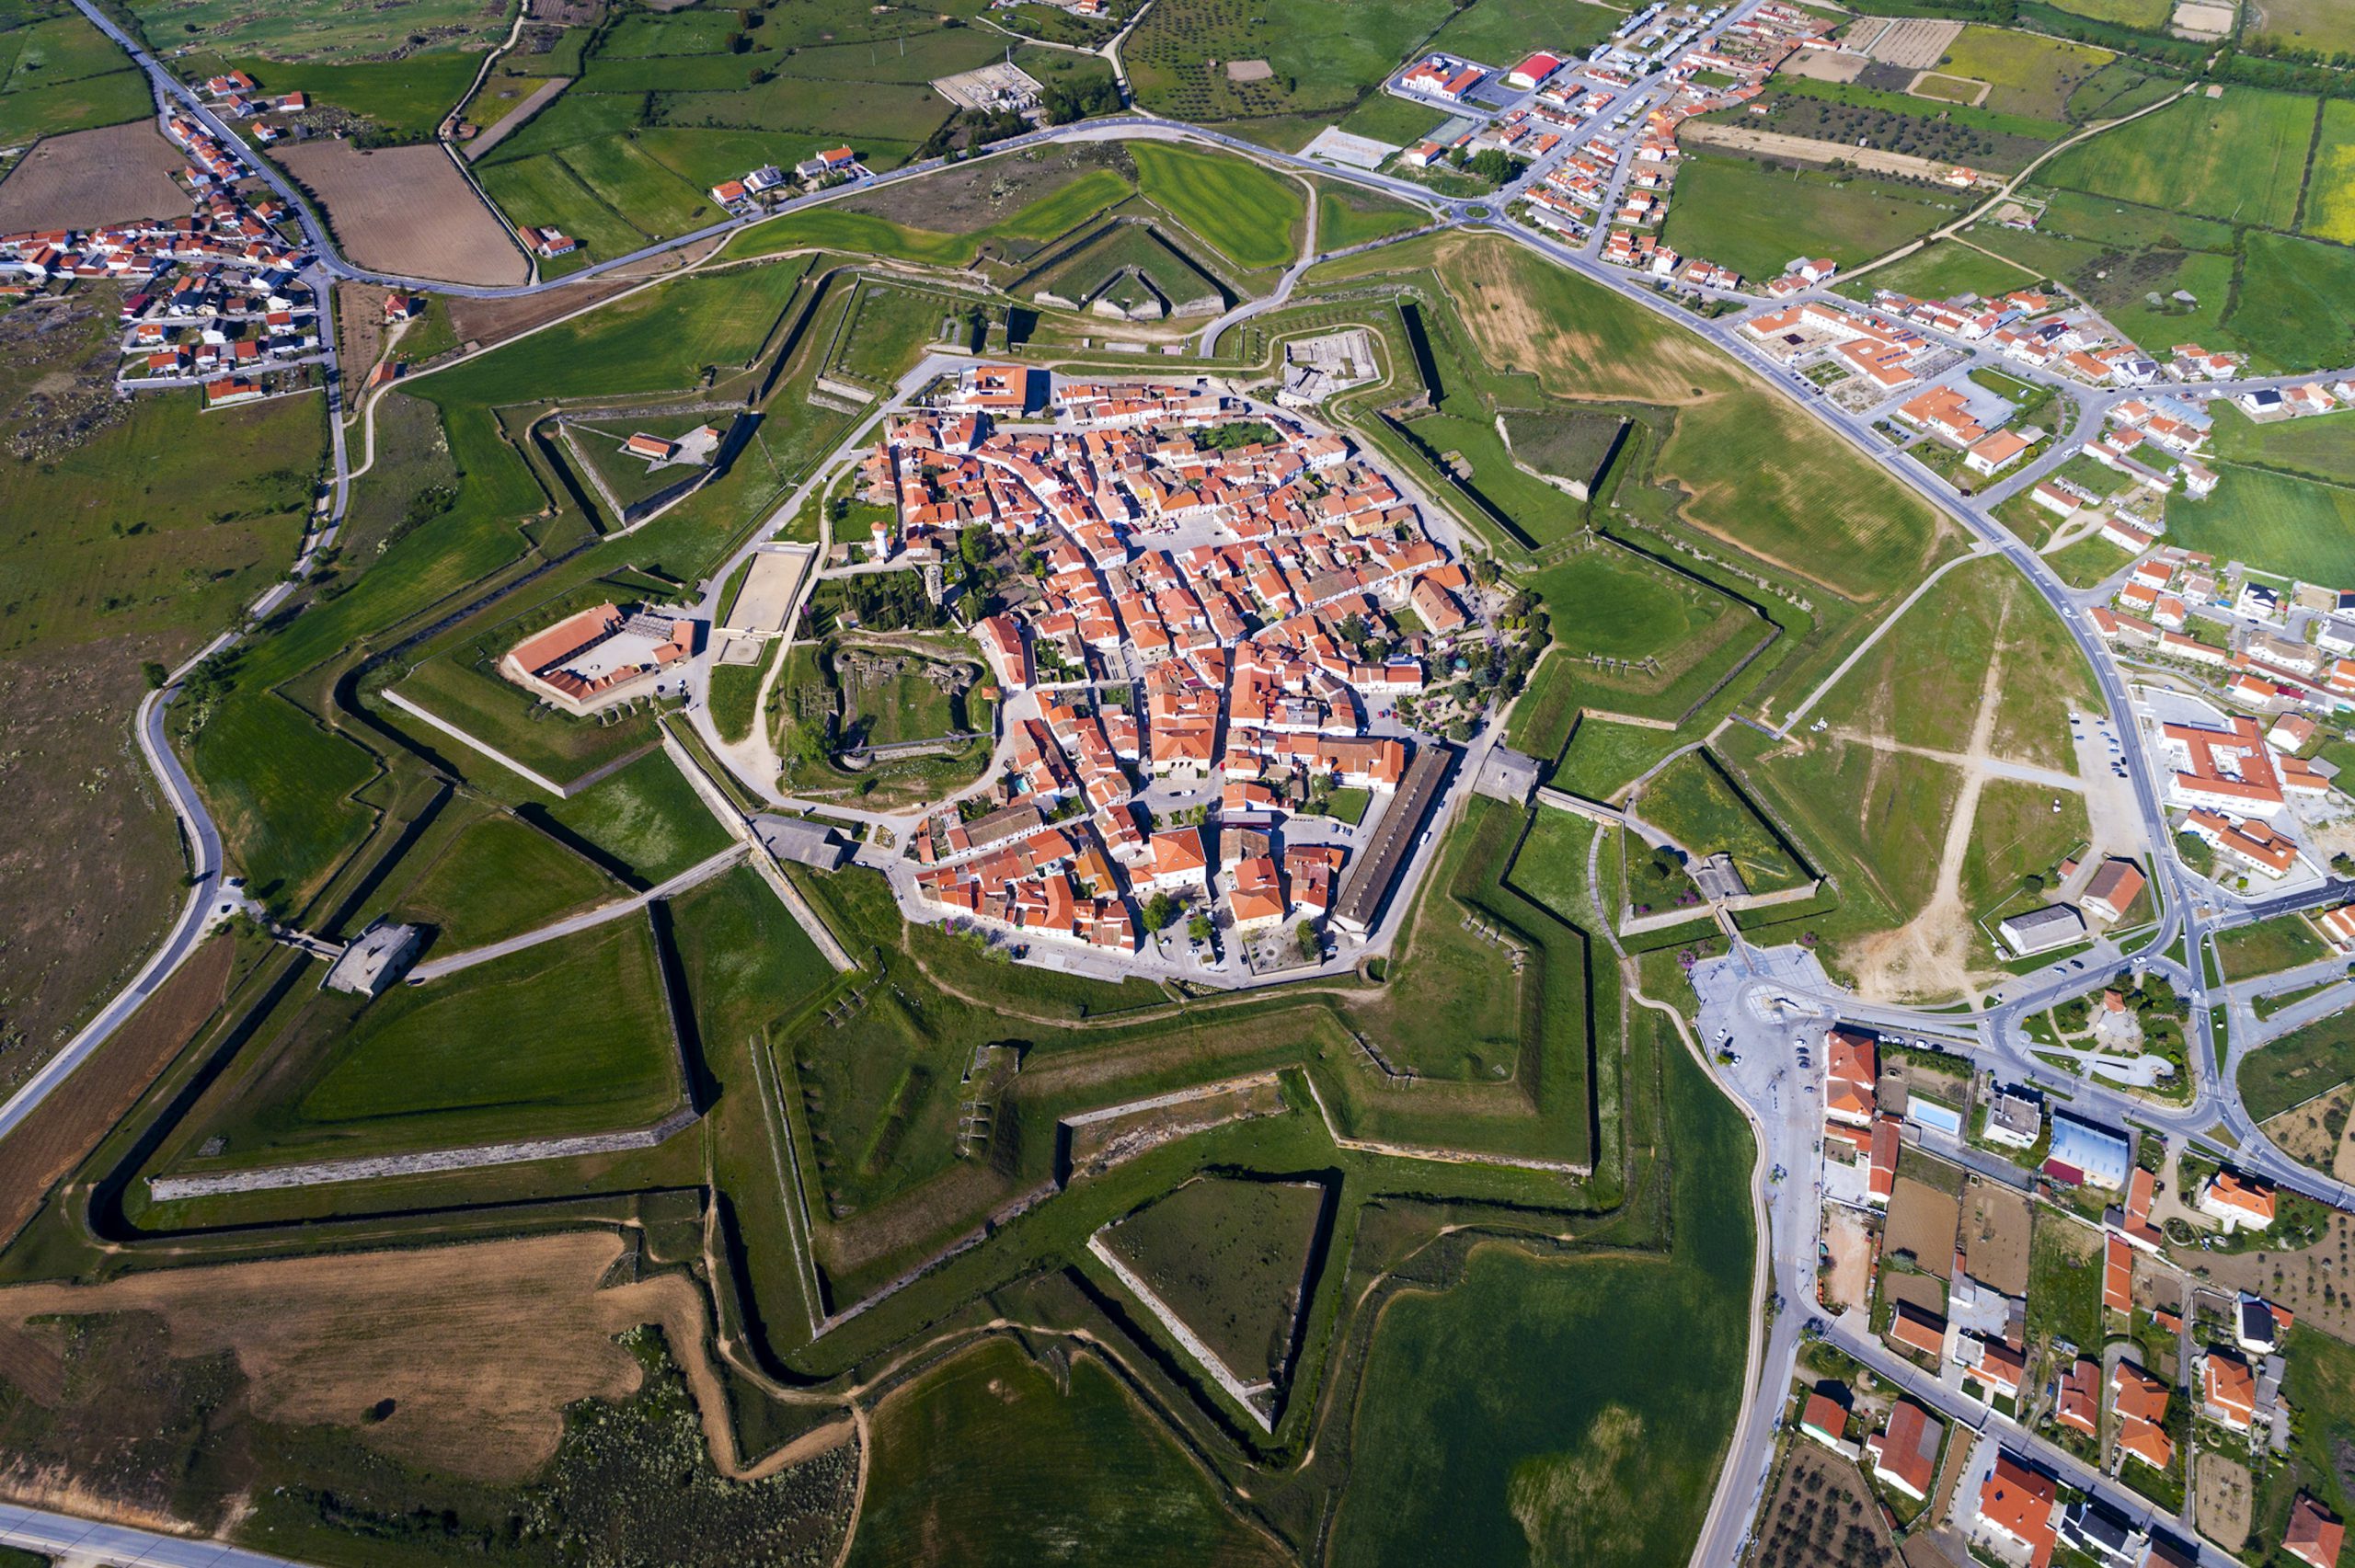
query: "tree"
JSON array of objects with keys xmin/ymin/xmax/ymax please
[
  {"xmin": 959, "ymin": 527, "xmax": 987, "ymax": 569},
  {"xmin": 1296, "ymin": 921, "xmax": 1320, "ymax": 960},
  {"xmin": 1143, "ymin": 891, "xmax": 1178, "ymax": 932},
  {"xmin": 142, "ymin": 660, "xmax": 168, "ymax": 690},
  {"xmin": 1187, "ymin": 914, "xmax": 1214, "ymax": 944}
]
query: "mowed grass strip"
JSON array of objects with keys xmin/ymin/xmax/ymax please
[
  {"xmin": 1131, "ymin": 141, "xmax": 1304, "ymax": 271},
  {"xmin": 2242, "ymin": 1011, "xmax": 2355, "ymax": 1123},
  {"xmin": 2040, "ymin": 86, "xmax": 2317, "ymax": 230}
]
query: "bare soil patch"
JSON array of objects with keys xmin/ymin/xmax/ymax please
[
  {"xmin": 0, "ymin": 122, "xmax": 188, "ymax": 235},
  {"xmin": 0, "ymin": 935, "xmax": 230, "ymax": 1249},
  {"xmin": 277, "ymin": 140, "xmax": 527, "ymax": 287},
  {"xmin": 0, "ymin": 644, "xmax": 190, "ymax": 1094},
  {"xmin": 1882, "ymin": 1175, "xmax": 1961, "ymax": 1268},
  {"xmin": 1780, "ymin": 50, "xmax": 1869, "ymax": 84},
  {"xmin": 333, "ymin": 280, "xmax": 389, "ymax": 383},
  {"xmin": 2197, "ymin": 1451, "xmax": 2254, "ymax": 1554},
  {"xmin": 1957, "ymin": 1177, "xmax": 2031, "ymax": 1296},
  {"xmin": 1225, "ymin": 58, "xmax": 1274, "ymax": 82},
  {"xmin": 0, "ymin": 1230, "xmax": 776, "ymax": 1483},
  {"xmin": 445, "ymin": 269, "xmax": 638, "ymax": 348},
  {"xmin": 2195, "ymin": 1211, "xmax": 2355, "ymax": 1344},
  {"xmin": 1823, "ymin": 1202, "xmax": 1878, "ymax": 1312}
]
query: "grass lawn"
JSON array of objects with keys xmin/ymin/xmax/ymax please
[
  {"xmin": 1526, "ymin": 548, "xmax": 1732, "ymax": 663},
  {"xmin": 667, "ymin": 862, "xmax": 837, "ymax": 1047},
  {"xmin": 1336, "ymin": 91, "xmax": 1449, "ymax": 147},
  {"xmin": 2165, "ymin": 464, "xmax": 2355, "ymax": 587},
  {"xmin": 2222, "ymin": 231, "xmax": 2355, "ymax": 375},
  {"xmin": 390, "ymin": 809, "xmax": 619, "ymax": 950},
  {"xmin": 1131, "ymin": 141, "xmax": 1304, "ymax": 272},
  {"xmin": 190, "ymin": 687, "xmax": 380, "ymax": 915},
  {"xmin": 543, "ymin": 750, "xmax": 735, "ymax": 885},
  {"xmin": 1325, "ymin": 786, "xmax": 1372, "ymax": 826},
  {"xmin": 2241, "ymin": 1012, "xmax": 2355, "ymax": 1123},
  {"xmin": 708, "ymin": 660, "xmax": 764, "ymax": 745},
  {"xmin": 1351, "ymin": 801, "xmax": 1533, "ymax": 1082},
  {"xmin": 1661, "ymin": 153, "xmax": 1966, "ymax": 282},
  {"xmin": 1555, "ymin": 716, "xmax": 1686, "ymax": 801},
  {"xmin": 392, "ymin": 644, "xmax": 662, "ymax": 787},
  {"xmin": 1102, "ymin": 1174, "xmax": 1325, "ymax": 1384},
  {"xmin": 847, "ymin": 1336, "xmax": 1285, "ymax": 1568},
  {"xmin": 1313, "ymin": 179, "xmax": 1425, "ymax": 251},
  {"xmin": 1328, "ymin": 1034, "xmax": 1752, "ymax": 1568},
  {"xmin": 2040, "ymin": 86, "xmax": 2317, "ymax": 230},
  {"xmin": 2045, "ymin": 0, "xmax": 2168, "ymax": 24},
  {"xmin": 1637, "ymin": 749, "xmax": 1809, "ymax": 894},
  {"xmin": 0, "ymin": 64, "xmax": 151, "ymax": 141},
  {"xmin": 2216, "ymin": 912, "xmax": 2330, "ymax": 983}
]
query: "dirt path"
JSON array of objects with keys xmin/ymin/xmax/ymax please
[
  {"xmin": 1849, "ymin": 624, "xmax": 2009, "ymax": 1002},
  {"xmin": 1823, "ymin": 727, "xmax": 2082, "ymax": 791},
  {"xmin": 1680, "ymin": 121, "xmax": 1999, "ymax": 188}
]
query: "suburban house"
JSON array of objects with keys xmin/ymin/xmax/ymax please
[
  {"xmin": 1975, "ymin": 1453, "xmax": 2059, "ymax": 1568},
  {"xmin": 1865, "ymin": 1402, "xmax": 1942, "ymax": 1501}
]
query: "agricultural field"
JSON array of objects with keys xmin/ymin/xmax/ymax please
[
  {"xmin": 1831, "ymin": 240, "xmax": 2041, "ymax": 304},
  {"xmin": 2248, "ymin": 0, "xmax": 2355, "ymax": 54},
  {"xmin": 277, "ymin": 139, "xmax": 529, "ymax": 288},
  {"xmin": 124, "ymin": 0, "xmax": 507, "ymax": 63},
  {"xmin": 2223, "ymin": 232, "xmax": 2355, "ymax": 375},
  {"xmin": 1929, "ymin": 27, "xmax": 2115, "ymax": 121},
  {"xmin": 2039, "ymin": 86, "xmax": 2317, "ymax": 231},
  {"xmin": 0, "ymin": 119, "xmax": 188, "ymax": 231},
  {"xmin": 1420, "ymin": 0, "xmax": 1620, "ymax": 65},
  {"xmin": 2303, "ymin": 100, "xmax": 2355, "ymax": 245},
  {"xmin": 1124, "ymin": 0, "xmax": 1456, "ymax": 127},
  {"xmin": 0, "ymin": 6, "xmax": 152, "ymax": 141},
  {"xmin": 1661, "ymin": 153, "xmax": 1970, "ymax": 282},
  {"xmin": 1312, "ymin": 179, "xmax": 1425, "ymax": 251},
  {"xmin": 2206, "ymin": 405, "xmax": 2355, "ymax": 485},
  {"xmin": 182, "ymin": 50, "xmax": 486, "ymax": 138}
]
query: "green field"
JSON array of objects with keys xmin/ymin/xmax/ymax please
[
  {"xmin": 126, "ymin": 0, "xmax": 506, "ymax": 62},
  {"xmin": 2249, "ymin": 0, "xmax": 2355, "ymax": 55},
  {"xmin": 1637, "ymin": 750, "xmax": 1809, "ymax": 894},
  {"xmin": 0, "ymin": 9, "xmax": 156, "ymax": 140},
  {"xmin": 848, "ymin": 1337, "xmax": 1284, "ymax": 1568},
  {"xmin": 542, "ymin": 750, "xmax": 734, "ymax": 886},
  {"xmin": 1420, "ymin": 0, "xmax": 1620, "ymax": 66},
  {"xmin": 1131, "ymin": 141, "xmax": 1305, "ymax": 271},
  {"xmin": 389, "ymin": 810, "xmax": 620, "ymax": 951},
  {"xmin": 1313, "ymin": 179, "xmax": 1426, "ymax": 252},
  {"xmin": 1125, "ymin": 0, "xmax": 1456, "ymax": 124},
  {"xmin": 666, "ymin": 861, "xmax": 838, "ymax": 1049},
  {"xmin": 1810, "ymin": 557, "xmax": 2096, "ymax": 771},
  {"xmin": 1833, "ymin": 240, "xmax": 2039, "ymax": 304},
  {"xmin": 1328, "ymin": 1033, "xmax": 1752, "ymax": 1568},
  {"xmin": 1337, "ymin": 90, "xmax": 1450, "ymax": 148},
  {"xmin": 1102, "ymin": 1175, "xmax": 1325, "ymax": 1386},
  {"xmin": 2241, "ymin": 1011, "xmax": 2355, "ymax": 1122},
  {"xmin": 189, "ymin": 914, "xmax": 684, "ymax": 1164},
  {"xmin": 2040, "ymin": 87, "xmax": 2317, "ymax": 230},
  {"xmin": 192, "ymin": 52, "xmax": 484, "ymax": 137},
  {"xmin": 1524, "ymin": 547, "xmax": 1739, "ymax": 670},
  {"xmin": 2217, "ymin": 912, "xmax": 2331, "ymax": 984},
  {"xmin": 2303, "ymin": 99, "xmax": 2355, "ymax": 245},
  {"xmin": 2045, "ymin": 0, "xmax": 2168, "ymax": 24},
  {"xmin": 1931, "ymin": 26, "xmax": 2115, "ymax": 122},
  {"xmin": 1662, "ymin": 153, "xmax": 1967, "ymax": 282},
  {"xmin": 2222, "ymin": 232, "xmax": 2355, "ymax": 375},
  {"xmin": 2165, "ymin": 464, "xmax": 2355, "ymax": 587},
  {"xmin": 2207, "ymin": 406, "xmax": 2355, "ymax": 485},
  {"xmin": 1499, "ymin": 409, "xmax": 1624, "ymax": 491}
]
